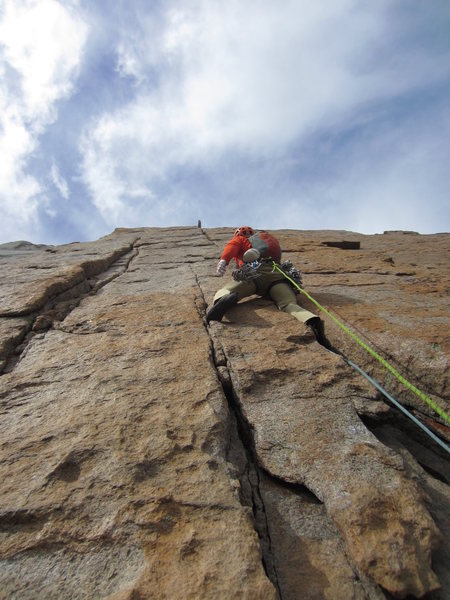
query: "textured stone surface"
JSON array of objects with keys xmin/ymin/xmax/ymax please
[
  {"xmin": 0, "ymin": 229, "xmax": 275, "ymax": 599},
  {"xmin": 276, "ymin": 230, "xmax": 449, "ymax": 418},
  {"xmin": 206, "ymin": 305, "xmax": 441, "ymax": 598},
  {"xmin": 196, "ymin": 228, "xmax": 449, "ymax": 598},
  {"xmin": 0, "ymin": 226, "xmax": 448, "ymax": 599},
  {"xmin": 259, "ymin": 475, "xmax": 381, "ymax": 600},
  {"xmin": 0, "ymin": 233, "xmax": 137, "ymax": 316}
]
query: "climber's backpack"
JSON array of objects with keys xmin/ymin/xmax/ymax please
[{"xmin": 248, "ymin": 231, "xmax": 281, "ymax": 261}]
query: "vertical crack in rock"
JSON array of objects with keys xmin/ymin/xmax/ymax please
[
  {"xmin": 190, "ymin": 269, "xmax": 208, "ymax": 319},
  {"xmin": 205, "ymin": 329, "xmax": 382, "ymax": 599},
  {"xmin": 190, "ymin": 264, "xmax": 282, "ymax": 596},
  {"xmin": 200, "ymin": 228, "xmax": 214, "ymax": 243},
  {"xmin": 1, "ymin": 242, "xmax": 140, "ymax": 373},
  {"xmin": 207, "ymin": 332, "xmax": 283, "ymax": 599}
]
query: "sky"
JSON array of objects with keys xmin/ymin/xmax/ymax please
[{"xmin": 1, "ymin": 0, "xmax": 449, "ymax": 245}]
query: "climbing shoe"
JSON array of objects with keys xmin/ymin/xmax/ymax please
[
  {"xmin": 206, "ymin": 293, "xmax": 238, "ymax": 323},
  {"xmin": 306, "ymin": 317, "xmax": 332, "ymax": 350}
]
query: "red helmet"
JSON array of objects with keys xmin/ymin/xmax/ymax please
[{"xmin": 234, "ymin": 226, "xmax": 255, "ymax": 238}]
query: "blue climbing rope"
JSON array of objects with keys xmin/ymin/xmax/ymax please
[{"xmin": 344, "ymin": 357, "xmax": 450, "ymax": 455}]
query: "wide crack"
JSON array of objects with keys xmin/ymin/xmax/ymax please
[
  {"xmin": 207, "ymin": 332, "xmax": 283, "ymax": 598},
  {"xmin": 204, "ymin": 316, "xmax": 449, "ymax": 600},
  {"xmin": 190, "ymin": 236, "xmax": 282, "ymax": 591}
]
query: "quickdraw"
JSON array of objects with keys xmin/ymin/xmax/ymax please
[
  {"xmin": 279, "ymin": 260, "xmax": 303, "ymax": 289},
  {"xmin": 232, "ymin": 261, "xmax": 263, "ymax": 281}
]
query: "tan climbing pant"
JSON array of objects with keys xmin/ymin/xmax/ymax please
[{"xmin": 214, "ymin": 262, "xmax": 316, "ymax": 324}]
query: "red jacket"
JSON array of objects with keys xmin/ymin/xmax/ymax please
[{"xmin": 221, "ymin": 236, "xmax": 252, "ymax": 266}]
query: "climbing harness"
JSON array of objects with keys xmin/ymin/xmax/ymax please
[
  {"xmin": 231, "ymin": 230, "xmax": 283, "ymax": 282},
  {"xmin": 272, "ymin": 261, "xmax": 450, "ymax": 427},
  {"xmin": 232, "ymin": 259, "xmax": 303, "ymax": 287}
]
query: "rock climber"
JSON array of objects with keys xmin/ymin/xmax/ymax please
[{"xmin": 206, "ymin": 226, "xmax": 328, "ymax": 345}]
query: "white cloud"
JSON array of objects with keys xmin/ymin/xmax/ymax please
[
  {"xmin": 0, "ymin": 0, "xmax": 87, "ymax": 240},
  {"xmin": 116, "ymin": 42, "xmax": 144, "ymax": 84},
  {"xmin": 80, "ymin": 0, "xmax": 450, "ymax": 230},
  {"xmin": 50, "ymin": 163, "xmax": 70, "ymax": 199}
]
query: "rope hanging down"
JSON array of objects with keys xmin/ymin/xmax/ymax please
[
  {"xmin": 344, "ymin": 357, "xmax": 450, "ymax": 455},
  {"xmin": 272, "ymin": 262, "xmax": 450, "ymax": 425}
]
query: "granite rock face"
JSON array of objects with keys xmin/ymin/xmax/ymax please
[{"xmin": 0, "ymin": 227, "xmax": 448, "ymax": 599}]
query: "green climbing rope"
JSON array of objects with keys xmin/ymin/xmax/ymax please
[{"xmin": 272, "ymin": 262, "xmax": 450, "ymax": 425}]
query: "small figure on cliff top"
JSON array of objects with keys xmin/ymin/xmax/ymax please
[{"xmin": 206, "ymin": 226, "xmax": 327, "ymax": 344}]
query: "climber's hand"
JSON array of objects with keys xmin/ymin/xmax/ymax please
[{"xmin": 216, "ymin": 259, "xmax": 227, "ymax": 276}]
